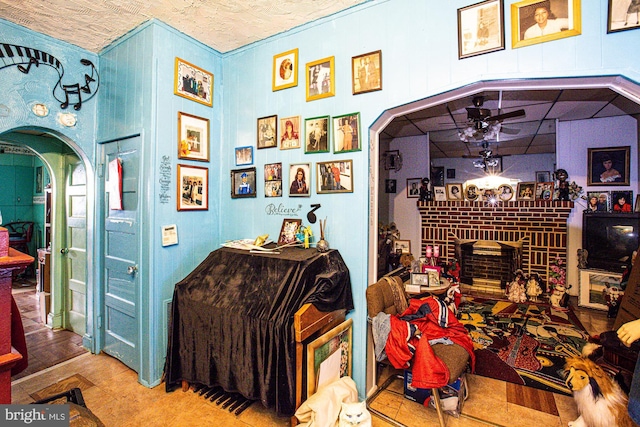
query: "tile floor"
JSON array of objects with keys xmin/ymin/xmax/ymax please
[{"xmin": 10, "ymin": 287, "xmax": 615, "ymax": 427}]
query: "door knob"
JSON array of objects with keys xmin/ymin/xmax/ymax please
[
  {"xmin": 60, "ymin": 248, "xmax": 69, "ymax": 254},
  {"xmin": 127, "ymin": 265, "xmax": 138, "ymax": 275}
]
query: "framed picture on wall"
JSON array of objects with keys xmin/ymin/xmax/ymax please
[
  {"xmin": 235, "ymin": 146, "xmax": 253, "ymax": 166},
  {"xmin": 279, "ymin": 115, "xmax": 301, "ymax": 150},
  {"xmin": 407, "ymin": 178, "xmax": 421, "ymax": 198},
  {"xmin": 333, "ymin": 113, "xmax": 361, "ymax": 153},
  {"xmin": 511, "ymin": 0, "xmax": 581, "ymax": 49},
  {"xmin": 304, "ymin": 116, "xmax": 330, "ymax": 154},
  {"xmin": 535, "ymin": 170, "xmax": 550, "ymax": 183},
  {"xmin": 264, "ymin": 162, "xmax": 282, "ymax": 198},
  {"xmin": 316, "ymin": 160, "xmax": 353, "ymax": 194},
  {"xmin": 608, "ymin": 0, "xmax": 640, "ymax": 33},
  {"xmin": 272, "ymin": 48, "xmax": 298, "ymax": 91},
  {"xmin": 177, "ymin": 164, "xmax": 208, "ymax": 211},
  {"xmin": 289, "ymin": 163, "xmax": 311, "ymax": 197},
  {"xmin": 257, "ymin": 115, "xmax": 277, "ymax": 149},
  {"xmin": 230, "ymin": 167, "xmax": 257, "ymax": 199},
  {"xmin": 458, "ymin": 0, "xmax": 505, "ymax": 59},
  {"xmin": 174, "ymin": 57, "xmax": 213, "ymax": 107},
  {"xmin": 385, "ymin": 179, "xmax": 397, "ymax": 194},
  {"xmin": 588, "ymin": 146, "xmax": 630, "ymax": 186},
  {"xmin": 306, "ymin": 56, "xmax": 335, "ymax": 101},
  {"xmin": 351, "ymin": 50, "xmax": 382, "ymax": 95},
  {"xmin": 178, "ymin": 112, "xmax": 210, "ymax": 162}
]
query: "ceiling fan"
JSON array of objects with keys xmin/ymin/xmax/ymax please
[{"xmin": 451, "ymin": 95, "xmax": 526, "ymax": 143}]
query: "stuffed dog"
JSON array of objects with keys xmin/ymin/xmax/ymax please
[{"xmin": 564, "ymin": 356, "xmax": 636, "ymax": 427}]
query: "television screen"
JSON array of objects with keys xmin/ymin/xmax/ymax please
[{"xmin": 583, "ymin": 212, "xmax": 640, "ymax": 273}]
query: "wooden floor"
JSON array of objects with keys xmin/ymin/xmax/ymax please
[{"xmin": 11, "ymin": 278, "xmax": 87, "ymax": 381}]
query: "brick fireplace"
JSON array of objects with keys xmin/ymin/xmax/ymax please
[{"xmin": 417, "ymin": 200, "xmax": 574, "ymax": 290}]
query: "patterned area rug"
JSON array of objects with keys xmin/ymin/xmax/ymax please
[{"xmin": 458, "ymin": 296, "xmax": 589, "ymax": 395}]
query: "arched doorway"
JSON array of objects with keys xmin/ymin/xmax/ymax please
[
  {"xmin": 1, "ymin": 127, "xmax": 98, "ymax": 371},
  {"xmin": 366, "ymin": 75, "xmax": 640, "ymax": 396}
]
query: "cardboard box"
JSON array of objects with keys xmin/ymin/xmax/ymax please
[
  {"xmin": 404, "ymin": 370, "xmax": 464, "ymax": 406},
  {"xmin": 39, "ymin": 291, "xmax": 50, "ymax": 324}
]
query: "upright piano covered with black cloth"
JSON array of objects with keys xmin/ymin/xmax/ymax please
[{"xmin": 164, "ymin": 246, "xmax": 353, "ymax": 416}]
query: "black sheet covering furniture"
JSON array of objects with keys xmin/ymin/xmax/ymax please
[{"xmin": 164, "ymin": 246, "xmax": 354, "ymax": 416}]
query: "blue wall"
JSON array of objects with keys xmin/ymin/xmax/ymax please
[{"xmin": 2, "ymin": 0, "xmax": 640, "ymax": 402}]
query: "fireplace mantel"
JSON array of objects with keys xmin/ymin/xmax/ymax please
[{"xmin": 417, "ymin": 200, "xmax": 574, "ymax": 285}]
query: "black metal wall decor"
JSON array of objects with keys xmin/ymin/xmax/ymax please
[{"xmin": 0, "ymin": 42, "xmax": 100, "ymax": 111}]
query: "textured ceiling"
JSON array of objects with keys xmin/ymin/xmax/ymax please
[{"xmin": 0, "ymin": 0, "xmax": 368, "ymax": 53}]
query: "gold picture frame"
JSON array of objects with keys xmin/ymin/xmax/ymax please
[
  {"xmin": 272, "ymin": 48, "xmax": 298, "ymax": 91},
  {"xmin": 306, "ymin": 318, "xmax": 353, "ymax": 398},
  {"xmin": 511, "ymin": 0, "xmax": 581, "ymax": 49},
  {"xmin": 306, "ymin": 56, "xmax": 335, "ymax": 102},
  {"xmin": 174, "ymin": 57, "xmax": 213, "ymax": 107},
  {"xmin": 458, "ymin": 0, "xmax": 505, "ymax": 59},
  {"xmin": 351, "ymin": 50, "xmax": 382, "ymax": 95},
  {"xmin": 446, "ymin": 183, "xmax": 464, "ymax": 201},
  {"xmin": 177, "ymin": 164, "xmax": 208, "ymax": 211},
  {"xmin": 178, "ymin": 112, "xmax": 209, "ymax": 162},
  {"xmin": 587, "ymin": 146, "xmax": 630, "ymax": 186}
]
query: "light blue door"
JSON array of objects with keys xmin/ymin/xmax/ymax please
[{"xmin": 101, "ymin": 136, "xmax": 140, "ymax": 372}]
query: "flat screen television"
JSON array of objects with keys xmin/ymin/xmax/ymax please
[{"xmin": 582, "ymin": 212, "xmax": 640, "ymax": 273}]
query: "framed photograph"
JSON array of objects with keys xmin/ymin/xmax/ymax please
[
  {"xmin": 458, "ymin": 0, "xmax": 505, "ymax": 59},
  {"xmin": 465, "ymin": 184, "xmax": 480, "ymax": 201},
  {"xmin": 177, "ymin": 164, "xmax": 208, "ymax": 211},
  {"xmin": 174, "ymin": 57, "xmax": 213, "ymax": 107},
  {"xmin": 317, "ymin": 160, "xmax": 353, "ymax": 194},
  {"xmin": 511, "ymin": 0, "xmax": 581, "ymax": 49},
  {"xmin": 230, "ymin": 167, "xmax": 257, "ymax": 199},
  {"xmin": 431, "ymin": 166, "xmax": 445, "ymax": 187},
  {"xmin": 279, "ymin": 115, "xmax": 301, "ymax": 150},
  {"xmin": 384, "ymin": 150, "xmax": 401, "ymax": 171},
  {"xmin": 333, "ymin": 113, "xmax": 361, "ymax": 153},
  {"xmin": 272, "ymin": 48, "xmax": 298, "ymax": 91},
  {"xmin": 306, "ymin": 318, "xmax": 353, "ymax": 398},
  {"xmin": 407, "ymin": 178, "xmax": 422, "ymax": 198},
  {"xmin": 535, "ymin": 170, "xmax": 551, "ymax": 183},
  {"xmin": 497, "ymin": 184, "xmax": 514, "ymax": 201},
  {"xmin": 579, "ymin": 269, "xmax": 623, "ymax": 311},
  {"xmin": 516, "ymin": 182, "xmax": 536, "ymax": 200},
  {"xmin": 447, "ymin": 168, "xmax": 456, "ymax": 179},
  {"xmin": 304, "ymin": 116, "xmax": 330, "ymax": 154},
  {"xmin": 612, "ymin": 190, "xmax": 634, "ymax": 212},
  {"xmin": 482, "ymin": 188, "xmax": 496, "ymax": 202},
  {"xmin": 393, "ymin": 239, "xmax": 411, "ymax": 254},
  {"xmin": 235, "ymin": 146, "xmax": 253, "ymax": 166},
  {"xmin": 446, "ymin": 183, "xmax": 464, "ymax": 201},
  {"xmin": 257, "ymin": 115, "xmax": 277, "ymax": 149},
  {"xmin": 351, "ymin": 50, "xmax": 382, "ymax": 95},
  {"xmin": 608, "ymin": 0, "xmax": 640, "ymax": 33},
  {"xmin": 588, "ymin": 146, "xmax": 630, "ymax": 186},
  {"xmin": 279, "ymin": 218, "xmax": 302, "ymax": 245},
  {"xmin": 586, "ymin": 191, "xmax": 610, "ymax": 212},
  {"xmin": 385, "ymin": 179, "xmax": 397, "ymax": 194},
  {"xmin": 535, "ymin": 181, "xmax": 555, "ymax": 200},
  {"xmin": 410, "ymin": 273, "xmax": 430, "ymax": 287},
  {"xmin": 264, "ymin": 162, "xmax": 283, "ymax": 198},
  {"xmin": 306, "ymin": 56, "xmax": 335, "ymax": 101},
  {"xmin": 177, "ymin": 112, "xmax": 209, "ymax": 162},
  {"xmin": 289, "ymin": 163, "xmax": 311, "ymax": 197},
  {"xmin": 434, "ymin": 186, "xmax": 447, "ymax": 201},
  {"xmin": 35, "ymin": 166, "xmax": 43, "ymax": 194}
]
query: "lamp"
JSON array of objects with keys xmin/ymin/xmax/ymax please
[{"xmin": 458, "ymin": 122, "xmax": 501, "ymax": 143}]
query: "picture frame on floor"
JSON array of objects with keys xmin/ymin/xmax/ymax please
[{"xmin": 306, "ymin": 318, "xmax": 352, "ymax": 398}]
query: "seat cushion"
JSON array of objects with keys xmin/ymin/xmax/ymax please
[{"xmin": 432, "ymin": 343, "xmax": 469, "ymax": 381}]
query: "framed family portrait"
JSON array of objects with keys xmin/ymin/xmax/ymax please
[
  {"xmin": 230, "ymin": 167, "xmax": 257, "ymax": 199},
  {"xmin": 306, "ymin": 318, "xmax": 352, "ymax": 398},
  {"xmin": 351, "ymin": 50, "xmax": 382, "ymax": 95},
  {"xmin": 497, "ymin": 184, "xmax": 514, "ymax": 201},
  {"xmin": 272, "ymin": 48, "xmax": 298, "ymax": 91},
  {"xmin": 407, "ymin": 177, "xmax": 421, "ymax": 198},
  {"xmin": 393, "ymin": 239, "xmax": 411, "ymax": 254},
  {"xmin": 465, "ymin": 184, "xmax": 480, "ymax": 201},
  {"xmin": 608, "ymin": 0, "xmax": 640, "ymax": 33},
  {"xmin": 535, "ymin": 181, "xmax": 555, "ymax": 200},
  {"xmin": 516, "ymin": 182, "xmax": 536, "ymax": 200},
  {"xmin": 304, "ymin": 116, "xmax": 330, "ymax": 154},
  {"xmin": 289, "ymin": 163, "xmax": 311, "ymax": 197},
  {"xmin": 316, "ymin": 160, "xmax": 353, "ymax": 194},
  {"xmin": 306, "ymin": 56, "xmax": 335, "ymax": 101},
  {"xmin": 333, "ymin": 113, "xmax": 361, "ymax": 153},
  {"xmin": 458, "ymin": 0, "xmax": 505, "ymax": 59},
  {"xmin": 257, "ymin": 115, "xmax": 277, "ymax": 149},
  {"xmin": 178, "ymin": 112, "xmax": 209, "ymax": 162},
  {"xmin": 588, "ymin": 146, "xmax": 630, "ymax": 186},
  {"xmin": 586, "ymin": 191, "xmax": 610, "ymax": 212},
  {"xmin": 174, "ymin": 57, "xmax": 213, "ymax": 107},
  {"xmin": 177, "ymin": 164, "xmax": 208, "ymax": 211},
  {"xmin": 264, "ymin": 162, "xmax": 283, "ymax": 198},
  {"xmin": 279, "ymin": 115, "xmax": 301, "ymax": 150},
  {"xmin": 447, "ymin": 183, "xmax": 464, "ymax": 201},
  {"xmin": 612, "ymin": 190, "xmax": 634, "ymax": 212},
  {"xmin": 511, "ymin": 0, "xmax": 581, "ymax": 49},
  {"xmin": 385, "ymin": 179, "xmax": 397, "ymax": 194},
  {"xmin": 235, "ymin": 146, "xmax": 253, "ymax": 166},
  {"xmin": 278, "ymin": 218, "xmax": 302, "ymax": 245}
]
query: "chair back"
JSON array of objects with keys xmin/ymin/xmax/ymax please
[
  {"xmin": 4, "ymin": 221, "xmax": 34, "ymax": 244},
  {"xmin": 366, "ymin": 276, "xmax": 408, "ymax": 317}
]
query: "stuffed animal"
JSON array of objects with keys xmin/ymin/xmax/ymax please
[
  {"xmin": 549, "ymin": 283, "xmax": 572, "ymax": 308},
  {"xmin": 564, "ymin": 356, "xmax": 636, "ymax": 427}
]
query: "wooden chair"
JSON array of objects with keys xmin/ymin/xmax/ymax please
[
  {"xmin": 3, "ymin": 221, "xmax": 35, "ymax": 277},
  {"xmin": 365, "ymin": 276, "xmax": 469, "ymax": 427}
]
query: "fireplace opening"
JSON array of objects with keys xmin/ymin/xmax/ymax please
[{"xmin": 456, "ymin": 240, "xmax": 523, "ymax": 289}]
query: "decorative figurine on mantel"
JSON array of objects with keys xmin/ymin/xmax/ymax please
[
  {"xmin": 506, "ymin": 269, "xmax": 528, "ymax": 303},
  {"xmin": 555, "ymin": 168, "xmax": 570, "ymax": 201},
  {"xmin": 526, "ymin": 273, "xmax": 543, "ymax": 302},
  {"xmin": 419, "ymin": 177, "xmax": 433, "ymax": 202}
]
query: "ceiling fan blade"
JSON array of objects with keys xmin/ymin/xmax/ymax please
[
  {"xmin": 486, "ymin": 109, "xmax": 525, "ymax": 122},
  {"xmin": 500, "ymin": 126, "xmax": 521, "ymax": 135},
  {"xmin": 466, "ymin": 107, "xmax": 492, "ymax": 120},
  {"xmin": 446, "ymin": 104, "xmax": 462, "ymax": 132}
]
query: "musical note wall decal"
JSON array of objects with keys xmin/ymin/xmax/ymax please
[{"xmin": 1, "ymin": 42, "xmax": 100, "ymax": 111}]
